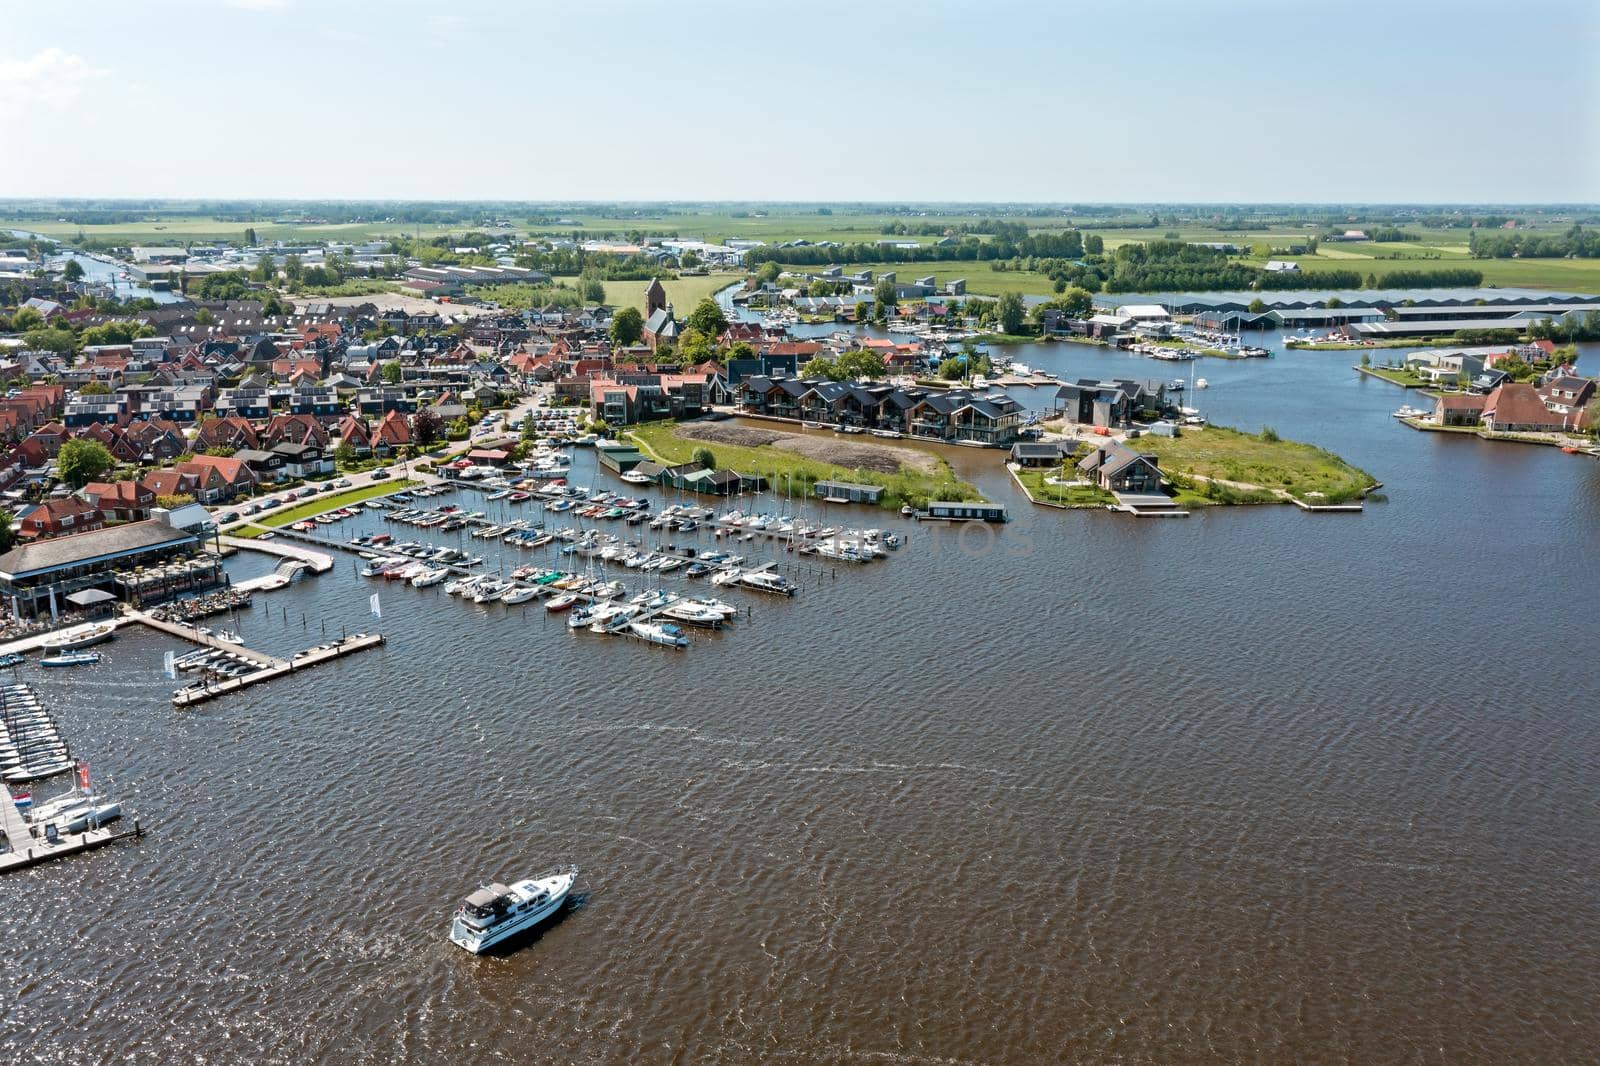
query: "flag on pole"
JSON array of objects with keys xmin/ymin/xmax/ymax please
[
  {"xmin": 163, "ymin": 650, "xmax": 177, "ymax": 680},
  {"xmin": 369, "ymin": 592, "xmax": 382, "ymax": 619},
  {"xmin": 77, "ymin": 761, "xmax": 91, "ymax": 790}
]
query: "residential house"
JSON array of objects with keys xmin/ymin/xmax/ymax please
[
  {"xmin": 19, "ymin": 497, "xmax": 105, "ymax": 539},
  {"xmin": 1434, "ymin": 393, "xmax": 1489, "ymax": 427},
  {"xmin": 271, "ymin": 441, "xmax": 332, "ymax": 479},
  {"xmin": 177, "ymin": 454, "xmax": 258, "ymax": 502},
  {"xmin": 1481, "ymin": 383, "xmax": 1568, "ymax": 434},
  {"xmin": 80, "ymin": 479, "xmax": 156, "ymax": 521},
  {"xmin": 374, "ymin": 409, "xmax": 412, "ymax": 453},
  {"xmin": 1077, "ymin": 444, "xmax": 1164, "ymax": 494}
]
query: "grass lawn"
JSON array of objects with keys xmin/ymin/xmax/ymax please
[
  {"xmin": 603, "ymin": 273, "xmax": 742, "ymax": 316},
  {"xmin": 1131, "ymin": 425, "xmax": 1376, "ymax": 504},
  {"xmin": 243, "ymin": 480, "xmax": 418, "ymax": 535},
  {"xmin": 626, "ymin": 421, "xmax": 981, "ymax": 510},
  {"xmin": 1358, "ymin": 365, "xmax": 1429, "ymax": 388},
  {"xmin": 1238, "ymin": 250, "xmax": 1600, "ymax": 292},
  {"xmin": 1013, "ymin": 467, "xmax": 1114, "ymax": 508}
]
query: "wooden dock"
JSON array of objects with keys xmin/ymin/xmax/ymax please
[
  {"xmin": 0, "ymin": 821, "xmax": 144, "ymax": 875},
  {"xmin": 170, "ymin": 632, "xmax": 385, "ymax": 707}
]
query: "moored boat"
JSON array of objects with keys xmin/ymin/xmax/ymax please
[{"xmin": 40, "ymin": 651, "xmax": 101, "ymax": 668}]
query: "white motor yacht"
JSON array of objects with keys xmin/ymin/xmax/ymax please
[{"xmin": 448, "ymin": 866, "xmax": 577, "ymax": 954}]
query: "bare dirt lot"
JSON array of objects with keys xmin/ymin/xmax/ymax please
[{"xmin": 675, "ymin": 422, "xmax": 939, "ymax": 475}]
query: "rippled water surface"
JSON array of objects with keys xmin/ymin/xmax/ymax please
[{"xmin": 4, "ymin": 340, "xmax": 1599, "ymax": 1063}]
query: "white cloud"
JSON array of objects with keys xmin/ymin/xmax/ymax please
[
  {"xmin": 0, "ymin": 48, "xmax": 110, "ymax": 119},
  {"xmin": 225, "ymin": 0, "xmax": 292, "ymax": 10}
]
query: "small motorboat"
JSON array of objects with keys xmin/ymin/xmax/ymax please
[
  {"xmin": 545, "ymin": 592, "xmax": 580, "ymax": 612},
  {"xmin": 215, "ymin": 630, "xmax": 245, "ymax": 645},
  {"xmin": 40, "ymin": 651, "xmax": 100, "ymax": 668},
  {"xmin": 0, "ymin": 653, "xmax": 24, "ymax": 669}
]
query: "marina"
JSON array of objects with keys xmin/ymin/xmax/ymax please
[{"xmin": 1, "ymin": 682, "xmax": 139, "ymax": 875}]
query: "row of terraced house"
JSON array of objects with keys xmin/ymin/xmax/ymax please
[{"xmin": 735, "ymin": 377, "xmax": 1024, "ymax": 445}]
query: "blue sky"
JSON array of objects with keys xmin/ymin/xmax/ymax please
[{"xmin": 1, "ymin": 0, "xmax": 1596, "ymax": 202}]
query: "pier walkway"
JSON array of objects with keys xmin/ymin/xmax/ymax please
[
  {"xmin": 219, "ymin": 536, "xmax": 334, "ymax": 574},
  {"xmin": 170, "ymin": 633, "xmax": 385, "ymax": 708},
  {"xmin": 121, "ymin": 607, "xmax": 286, "ymax": 669},
  {"xmin": 0, "ymin": 821, "xmax": 144, "ymax": 875}
]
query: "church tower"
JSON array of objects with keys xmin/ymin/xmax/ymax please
[{"xmin": 644, "ymin": 277, "xmax": 667, "ymax": 317}]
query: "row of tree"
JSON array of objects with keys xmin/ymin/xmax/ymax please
[{"xmin": 1468, "ymin": 225, "xmax": 1600, "ymax": 259}]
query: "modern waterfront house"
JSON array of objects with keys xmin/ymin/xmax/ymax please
[{"xmin": 736, "ymin": 377, "xmax": 1023, "ymax": 445}]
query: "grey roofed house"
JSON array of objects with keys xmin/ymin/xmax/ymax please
[
  {"xmin": 1010, "ymin": 441, "xmax": 1069, "ymax": 466},
  {"xmin": 0, "ymin": 519, "xmax": 198, "ymax": 581}
]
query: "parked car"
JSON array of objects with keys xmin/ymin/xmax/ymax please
[
  {"xmin": 370, "ymin": 468, "xmax": 390, "ymax": 480},
  {"xmin": 335, "ymin": 478, "xmax": 352, "ymax": 488},
  {"xmin": 321, "ymin": 481, "xmax": 335, "ymax": 492},
  {"xmin": 216, "ymin": 511, "xmax": 239, "ymax": 523},
  {"xmin": 241, "ymin": 504, "xmax": 259, "ymax": 516}
]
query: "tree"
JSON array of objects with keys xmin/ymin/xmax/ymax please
[
  {"xmin": 610, "ymin": 306, "xmax": 644, "ymax": 347},
  {"xmin": 756, "ymin": 261, "xmax": 781, "ymax": 285},
  {"xmin": 243, "ymin": 227, "xmax": 257, "ymax": 247},
  {"xmin": 282, "ymin": 253, "xmax": 304, "ymax": 284},
  {"xmin": 411, "ymin": 407, "xmax": 440, "ymax": 446},
  {"xmin": 10, "ymin": 306, "xmax": 44, "ymax": 332},
  {"xmin": 997, "ymin": 291, "xmax": 1026, "ymax": 335},
  {"xmin": 0, "ymin": 509, "xmax": 14, "ymax": 554},
  {"xmin": 253, "ymin": 255, "xmax": 277, "ymax": 283},
  {"xmin": 675, "ymin": 327, "xmax": 716, "ymax": 366},
  {"xmin": 834, "ymin": 349, "xmax": 887, "ymax": 381},
  {"xmin": 380, "ymin": 360, "xmax": 403, "ymax": 384},
  {"xmin": 156, "ymin": 493, "xmax": 195, "ymax": 509},
  {"xmin": 1325, "ymin": 296, "xmax": 1344, "ymax": 309},
  {"xmin": 22, "ymin": 328, "xmax": 74, "ymax": 354},
  {"xmin": 1584, "ymin": 398, "xmax": 1600, "ymax": 438},
  {"xmin": 1248, "ymin": 298, "xmax": 1267, "ymax": 313},
  {"xmin": 686, "ymin": 297, "xmax": 727, "ymax": 337},
  {"xmin": 195, "ymin": 308, "xmax": 214, "ymax": 325},
  {"xmin": 580, "ymin": 277, "xmax": 606, "ymax": 303},
  {"xmin": 692, "ymin": 447, "xmax": 716, "ymax": 470},
  {"xmin": 62, "ymin": 258, "xmax": 84, "ymax": 282},
  {"xmin": 57, "ymin": 438, "xmax": 114, "ymax": 487},
  {"xmin": 874, "ymin": 277, "xmax": 898, "ymax": 311},
  {"xmin": 79, "ymin": 380, "xmax": 111, "ymax": 395},
  {"xmin": 1085, "ymin": 234, "xmax": 1104, "ymax": 254}
]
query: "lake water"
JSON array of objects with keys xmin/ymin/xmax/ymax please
[{"xmin": 4, "ymin": 337, "xmax": 1599, "ymax": 1062}]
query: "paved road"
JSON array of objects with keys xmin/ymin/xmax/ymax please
[{"xmin": 214, "ymin": 463, "xmax": 440, "ymax": 535}]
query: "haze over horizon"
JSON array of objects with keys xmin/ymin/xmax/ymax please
[{"xmin": 2, "ymin": 0, "xmax": 1597, "ymax": 203}]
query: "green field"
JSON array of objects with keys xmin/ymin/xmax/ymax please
[
  {"xmin": 12, "ymin": 207, "xmax": 1596, "ymax": 294},
  {"xmin": 602, "ymin": 273, "xmax": 742, "ymax": 316},
  {"xmin": 1131, "ymin": 425, "xmax": 1377, "ymax": 504},
  {"xmin": 774, "ymin": 261, "xmax": 1062, "ymax": 298},
  {"xmin": 250, "ymin": 480, "xmax": 418, "ymax": 533},
  {"xmin": 626, "ymin": 420, "xmax": 981, "ymax": 509},
  {"xmin": 13, "ymin": 217, "xmax": 472, "ymax": 246}
]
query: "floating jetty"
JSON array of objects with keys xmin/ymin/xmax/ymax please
[
  {"xmin": 1, "ymin": 683, "xmax": 140, "ymax": 875},
  {"xmin": 168, "ymin": 631, "xmax": 385, "ymax": 708}
]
